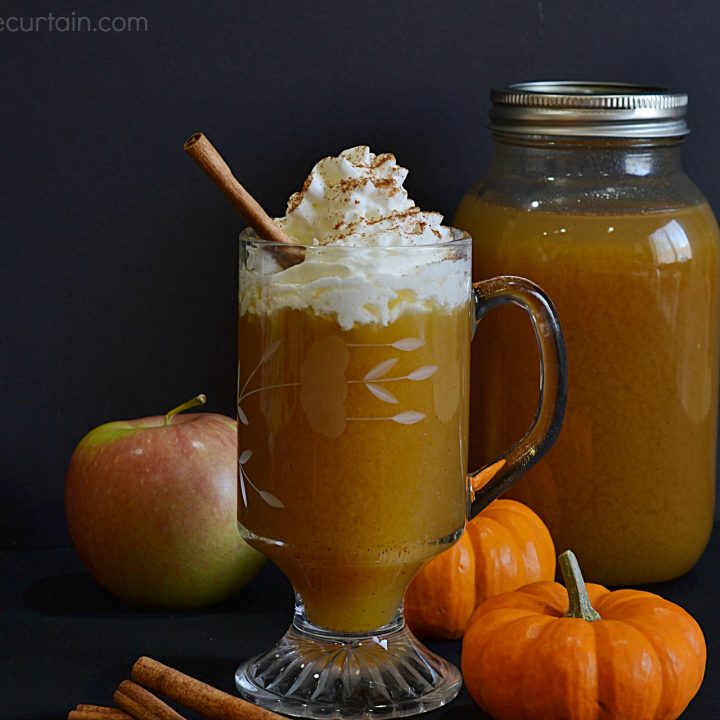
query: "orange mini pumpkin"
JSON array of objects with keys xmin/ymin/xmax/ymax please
[
  {"xmin": 461, "ymin": 551, "xmax": 706, "ymax": 720},
  {"xmin": 404, "ymin": 498, "xmax": 555, "ymax": 639}
]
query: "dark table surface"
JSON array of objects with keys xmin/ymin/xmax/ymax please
[{"xmin": 3, "ymin": 526, "xmax": 719, "ymax": 720}]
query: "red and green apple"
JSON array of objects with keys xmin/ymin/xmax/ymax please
[{"xmin": 65, "ymin": 395, "xmax": 265, "ymax": 608}]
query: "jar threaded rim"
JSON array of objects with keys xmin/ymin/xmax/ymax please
[{"xmin": 490, "ymin": 81, "xmax": 689, "ymax": 138}]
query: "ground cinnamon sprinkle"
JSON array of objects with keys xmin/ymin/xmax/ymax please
[
  {"xmin": 338, "ymin": 176, "xmax": 370, "ymax": 193},
  {"xmin": 366, "ymin": 208, "xmax": 421, "ymax": 225},
  {"xmin": 371, "ymin": 177, "xmax": 401, "ymax": 195},
  {"xmin": 286, "ymin": 191, "xmax": 302, "ymax": 213},
  {"xmin": 371, "ymin": 152, "xmax": 395, "ymax": 167}
]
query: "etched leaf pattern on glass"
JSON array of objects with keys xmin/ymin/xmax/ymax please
[
  {"xmin": 238, "ymin": 335, "xmax": 437, "ymax": 506},
  {"xmin": 392, "ymin": 337, "xmax": 425, "ymax": 351},
  {"xmin": 364, "ymin": 358, "xmax": 399, "ymax": 381},
  {"xmin": 238, "ymin": 345, "xmax": 287, "ymax": 509},
  {"xmin": 366, "ymin": 383, "xmax": 400, "ymax": 404},
  {"xmin": 354, "ymin": 342, "xmax": 437, "ymax": 419}
]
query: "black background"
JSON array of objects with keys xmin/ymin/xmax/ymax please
[
  {"xmin": 3, "ymin": 2, "xmax": 720, "ymax": 719},
  {"xmin": 1, "ymin": 1, "xmax": 719, "ymax": 544}
]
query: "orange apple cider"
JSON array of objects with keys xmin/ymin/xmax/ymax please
[
  {"xmin": 455, "ymin": 197, "xmax": 720, "ymax": 584},
  {"xmin": 238, "ymin": 271, "xmax": 470, "ymax": 632}
]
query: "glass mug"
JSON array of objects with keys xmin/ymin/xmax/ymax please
[{"xmin": 235, "ymin": 228, "xmax": 567, "ymax": 719}]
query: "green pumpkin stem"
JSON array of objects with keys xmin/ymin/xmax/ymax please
[
  {"xmin": 560, "ymin": 550, "xmax": 601, "ymax": 622},
  {"xmin": 164, "ymin": 393, "xmax": 207, "ymax": 425}
]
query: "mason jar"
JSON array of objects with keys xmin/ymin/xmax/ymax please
[{"xmin": 454, "ymin": 81, "xmax": 720, "ymax": 585}]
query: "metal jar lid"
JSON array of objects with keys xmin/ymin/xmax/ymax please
[{"xmin": 489, "ymin": 81, "xmax": 689, "ymax": 138}]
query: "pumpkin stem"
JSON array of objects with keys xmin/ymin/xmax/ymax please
[{"xmin": 560, "ymin": 550, "xmax": 601, "ymax": 622}]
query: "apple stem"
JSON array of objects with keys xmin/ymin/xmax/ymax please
[{"xmin": 164, "ymin": 394, "xmax": 207, "ymax": 425}]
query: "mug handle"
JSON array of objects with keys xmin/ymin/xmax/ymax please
[{"xmin": 469, "ymin": 275, "xmax": 568, "ymax": 514}]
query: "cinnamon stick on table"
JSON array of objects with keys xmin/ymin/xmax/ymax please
[
  {"xmin": 69, "ymin": 706, "xmax": 133, "ymax": 720},
  {"xmin": 114, "ymin": 680, "xmax": 186, "ymax": 720},
  {"xmin": 132, "ymin": 656, "xmax": 284, "ymax": 720}
]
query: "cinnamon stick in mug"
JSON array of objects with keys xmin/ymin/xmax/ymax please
[{"xmin": 183, "ymin": 133, "xmax": 304, "ymax": 268}]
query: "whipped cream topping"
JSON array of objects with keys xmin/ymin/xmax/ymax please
[
  {"xmin": 241, "ymin": 244, "xmax": 470, "ymax": 330},
  {"xmin": 241, "ymin": 146, "xmax": 469, "ymax": 329},
  {"xmin": 276, "ymin": 146, "xmax": 454, "ymax": 247}
]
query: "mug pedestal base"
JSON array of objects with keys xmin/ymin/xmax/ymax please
[{"xmin": 235, "ymin": 617, "xmax": 461, "ymax": 719}]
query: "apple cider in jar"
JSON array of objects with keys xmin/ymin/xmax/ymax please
[{"xmin": 455, "ymin": 82, "xmax": 720, "ymax": 585}]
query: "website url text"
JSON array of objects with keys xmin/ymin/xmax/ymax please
[{"xmin": 0, "ymin": 14, "xmax": 149, "ymax": 33}]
